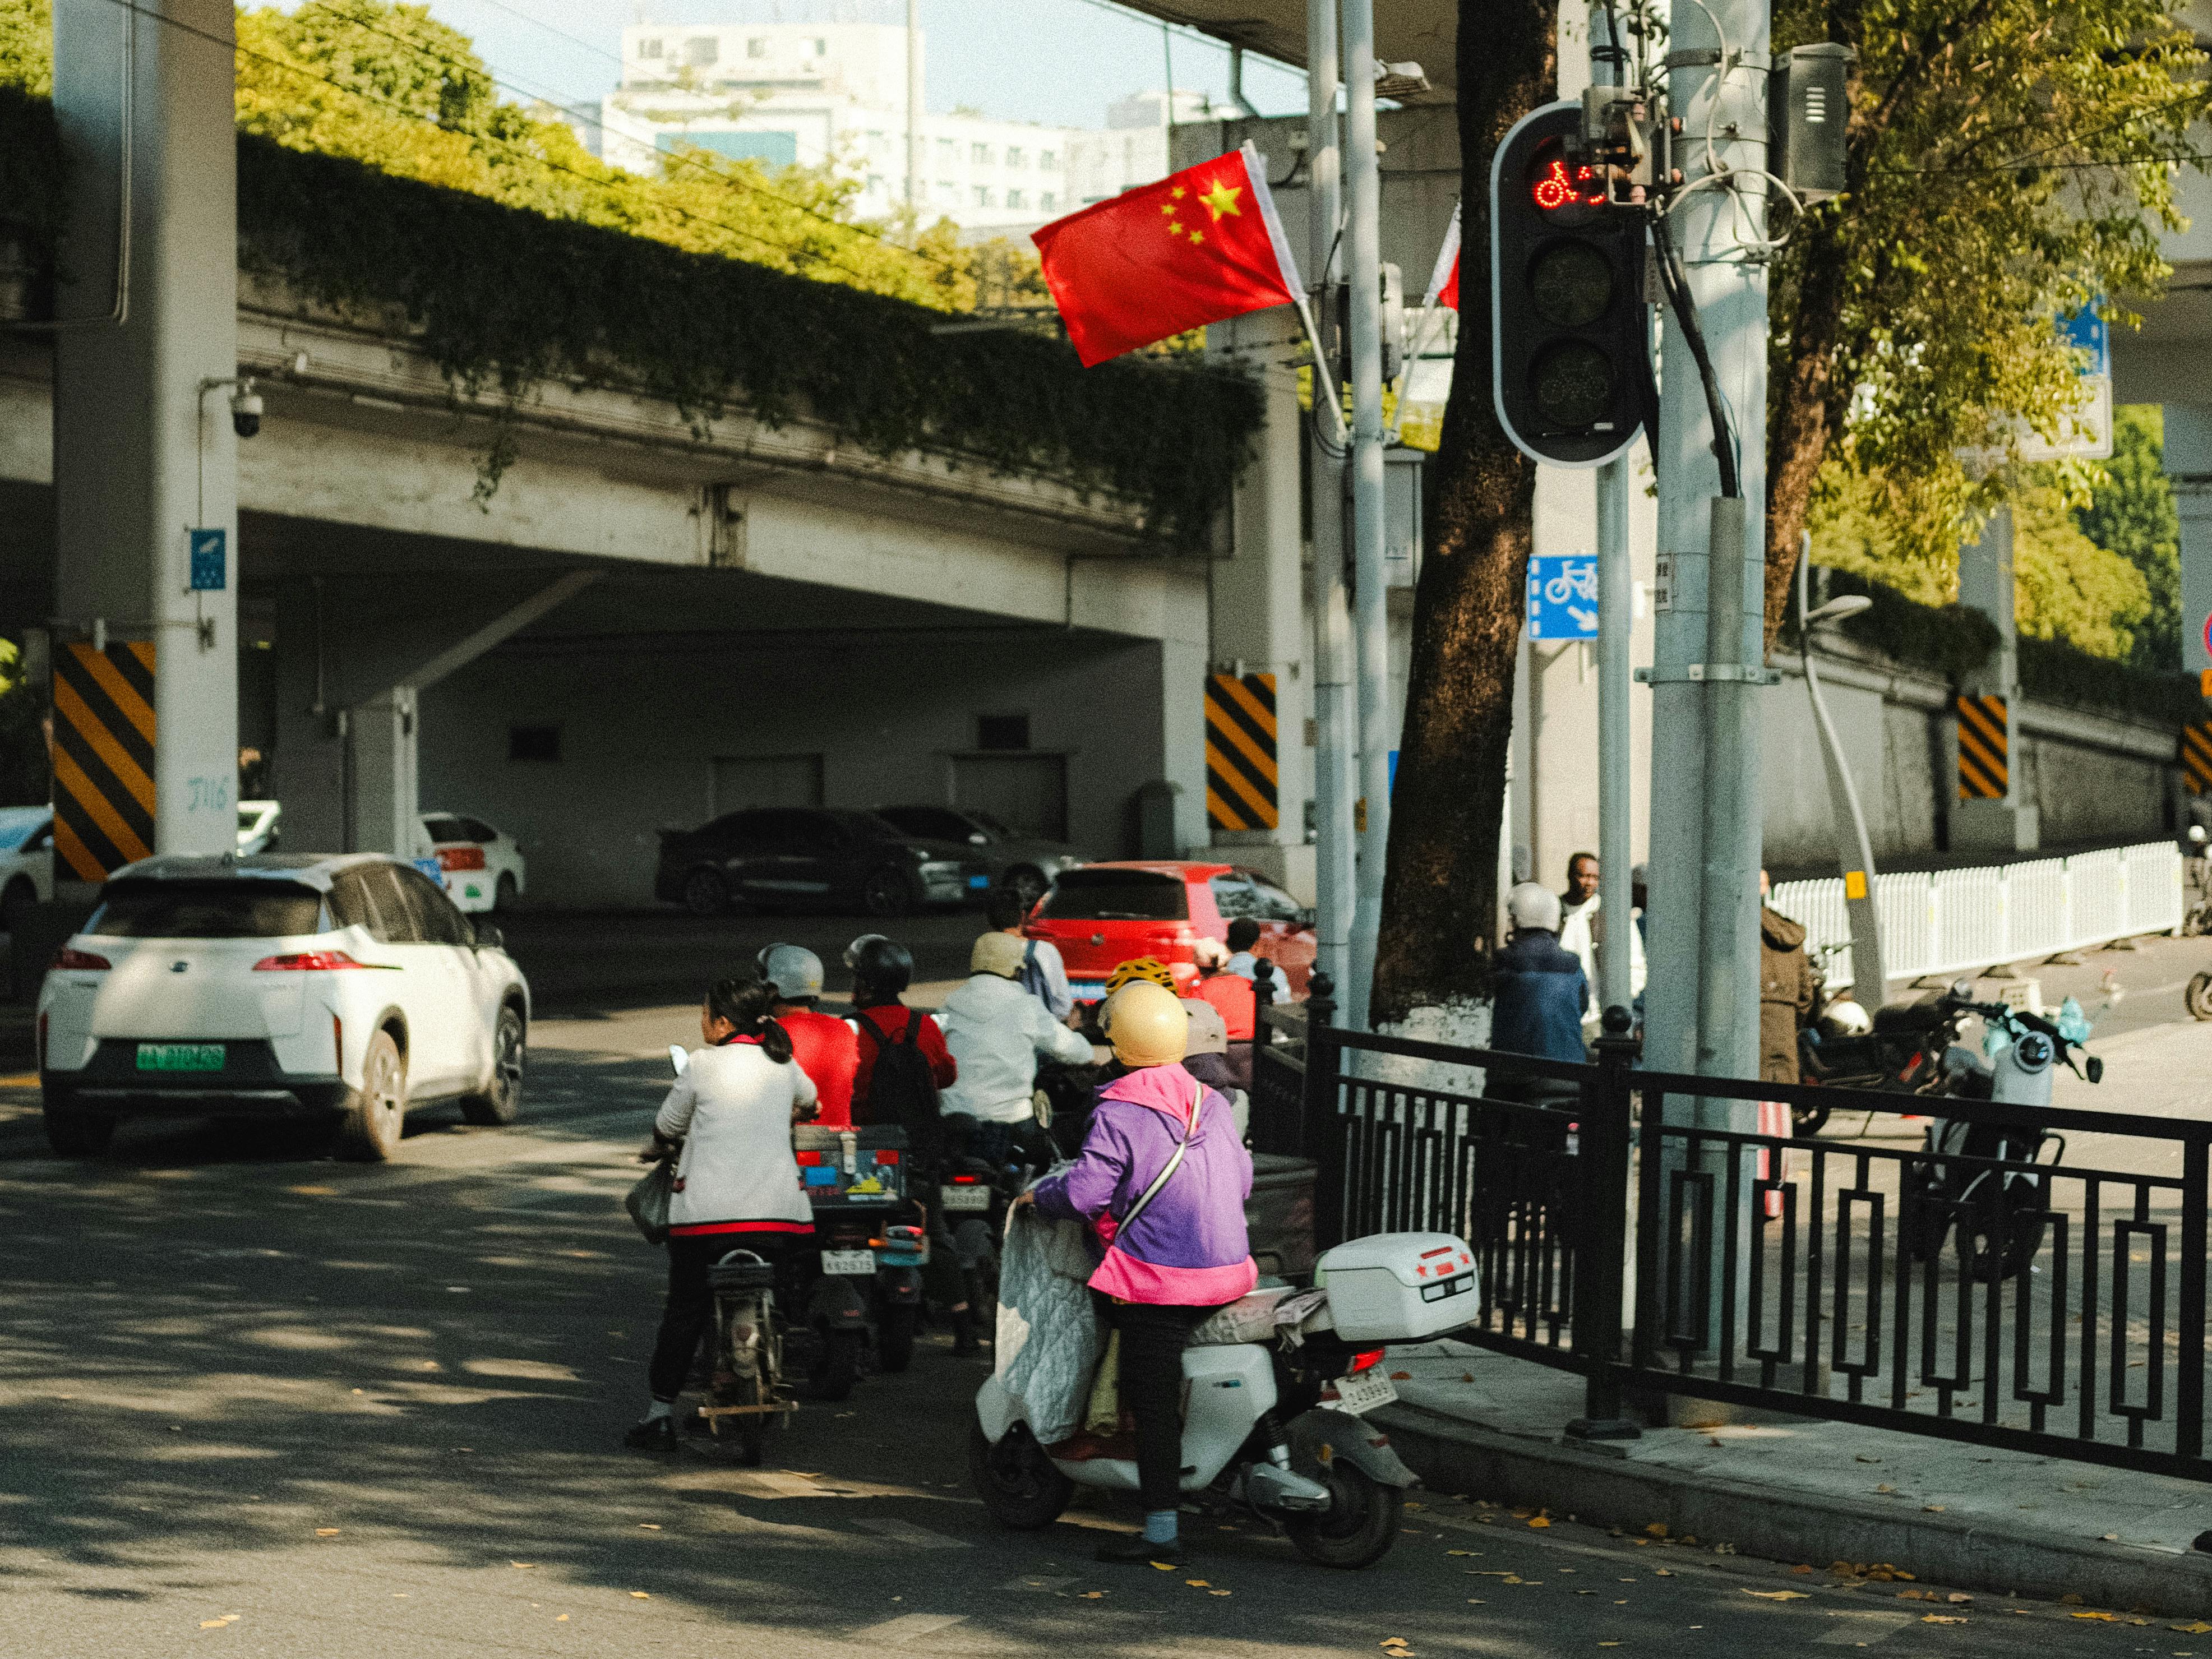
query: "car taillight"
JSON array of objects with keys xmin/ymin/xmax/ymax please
[
  {"xmin": 950, "ymin": 1173, "xmax": 980, "ymax": 1184},
  {"xmin": 332, "ymin": 1013, "xmax": 344, "ymax": 1070},
  {"xmin": 436, "ymin": 846, "xmax": 487, "ymax": 872},
  {"xmin": 50, "ymin": 948, "xmax": 109, "ymax": 971},
  {"xmin": 1348, "ymin": 1348, "xmax": 1386, "ymax": 1374},
  {"xmin": 253, "ymin": 951, "xmax": 370, "ymax": 971}
]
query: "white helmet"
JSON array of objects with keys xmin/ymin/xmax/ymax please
[
  {"xmin": 1506, "ymin": 881, "xmax": 1562, "ymax": 934},
  {"xmin": 1820, "ymin": 996, "xmax": 1874, "ymax": 1037},
  {"xmin": 756, "ymin": 943, "xmax": 824, "ymax": 1001}
]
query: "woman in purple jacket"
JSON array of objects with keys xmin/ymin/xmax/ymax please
[{"xmin": 1018, "ymin": 979, "xmax": 1255, "ymax": 1565}]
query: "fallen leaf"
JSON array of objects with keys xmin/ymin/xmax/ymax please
[
  {"xmin": 1921, "ymin": 1615, "xmax": 1967, "ymax": 1625},
  {"xmin": 1210, "ymin": 1590, "xmax": 1231, "ymax": 1597},
  {"xmin": 1461, "ymin": 1373, "xmax": 1475, "ymax": 1383},
  {"xmin": 2101, "ymin": 1533, "xmax": 2119, "ymax": 1542},
  {"xmin": 1830, "ymin": 1561, "xmax": 1857, "ymax": 1574},
  {"xmin": 315, "ymin": 1528, "xmax": 340, "ymax": 1537},
  {"xmin": 1791, "ymin": 1565, "xmax": 1814, "ymax": 1575},
  {"xmin": 1742, "ymin": 1589, "xmax": 1810, "ymax": 1601},
  {"xmin": 638, "ymin": 1524, "xmax": 661, "ymax": 1531},
  {"xmin": 1529, "ymin": 1517, "xmax": 1552, "ymax": 1529},
  {"xmin": 1898, "ymin": 1591, "xmax": 1930, "ymax": 1601},
  {"xmin": 1876, "ymin": 1484, "xmax": 1896, "ymax": 1494},
  {"xmin": 1151, "ymin": 1561, "xmax": 1176, "ymax": 1572},
  {"xmin": 2173, "ymin": 1623, "xmax": 2212, "ymax": 1634},
  {"xmin": 1389, "ymin": 1371, "xmax": 1412, "ymax": 1381},
  {"xmin": 199, "ymin": 1619, "xmax": 230, "ymax": 1630},
  {"xmin": 1654, "ymin": 1569, "xmax": 1673, "ymax": 1578},
  {"xmin": 1078, "ymin": 1592, "xmax": 1105, "ymax": 1600},
  {"xmin": 1948, "ymin": 1593, "xmax": 1971, "ymax": 1604},
  {"xmin": 2061, "ymin": 1593, "xmax": 2086, "ymax": 1605},
  {"xmin": 2072, "ymin": 1611, "xmax": 2116, "ymax": 1621},
  {"xmin": 1854, "ymin": 1453, "xmax": 1880, "ymax": 1463},
  {"xmin": 1923, "ymin": 1505, "xmax": 1946, "ymax": 1514},
  {"xmin": 1185, "ymin": 1579, "xmax": 1211, "ymax": 1588},
  {"xmin": 1646, "ymin": 1524, "xmax": 1669, "ymax": 1538},
  {"xmin": 1447, "ymin": 1550, "xmax": 1477, "ymax": 1557},
  {"xmin": 629, "ymin": 1592, "xmax": 649, "ymax": 1600},
  {"xmin": 555, "ymin": 1614, "xmax": 568, "ymax": 1622},
  {"xmin": 512, "ymin": 1562, "xmax": 535, "ymax": 1570}
]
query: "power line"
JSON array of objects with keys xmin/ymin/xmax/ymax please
[
  {"xmin": 79, "ymin": 0, "xmax": 931, "ymax": 292},
  {"xmin": 290, "ymin": 0, "xmax": 964, "ymax": 277}
]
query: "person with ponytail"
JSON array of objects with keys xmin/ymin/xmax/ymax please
[{"xmin": 626, "ymin": 976, "xmax": 818, "ymax": 1452}]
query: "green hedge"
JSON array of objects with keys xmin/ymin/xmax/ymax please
[
  {"xmin": 1812, "ymin": 567, "xmax": 2204, "ymax": 725},
  {"xmin": 0, "ymin": 89, "xmax": 1260, "ymax": 544}
]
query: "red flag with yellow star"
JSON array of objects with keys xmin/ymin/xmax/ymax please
[{"xmin": 1031, "ymin": 141, "xmax": 1305, "ymax": 367}]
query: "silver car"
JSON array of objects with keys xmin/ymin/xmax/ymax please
[{"xmin": 871, "ymin": 806, "xmax": 1087, "ymax": 912}]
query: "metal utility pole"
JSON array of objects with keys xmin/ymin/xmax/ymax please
[
  {"xmin": 1307, "ymin": 0, "xmax": 1355, "ymax": 1006},
  {"xmin": 1593, "ymin": 10, "xmax": 1634, "ymax": 1021},
  {"xmin": 1643, "ymin": 0, "xmax": 1772, "ymax": 1097},
  {"xmin": 1341, "ymin": 0, "xmax": 1392, "ymax": 1028},
  {"xmin": 1796, "ymin": 537, "xmax": 1885, "ymax": 1000},
  {"xmin": 904, "ymin": 0, "xmax": 921, "ymax": 216}
]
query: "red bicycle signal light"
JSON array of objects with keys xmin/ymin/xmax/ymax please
[{"xmin": 1532, "ymin": 155, "xmax": 1601, "ymax": 211}]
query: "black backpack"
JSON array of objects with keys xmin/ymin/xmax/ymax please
[{"xmin": 863, "ymin": 1009, "xmax": 943, "ymax": 1156}]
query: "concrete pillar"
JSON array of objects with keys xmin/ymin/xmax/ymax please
[
  {"xmin": 1205, "ymin": 307, "xmax": 1316, "ymax": 902},
  {"xmin": 1953, "ymin": 503, "xmax": 2039, "ymax": 853},
  {"xmin": 52, "ymin": 0, "xmax": 239, "ymax": 865},
  {"xmin": 2164, "ymin": 404, "xmax": 2212, "ymax": 678},
  {"xmin": 350, "ymin": 688, "xmax": 419, "ymax": 858}
]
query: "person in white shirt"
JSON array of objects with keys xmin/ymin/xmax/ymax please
[
  {"xmin": 1557, "ymin": 851, "xmax": 1645, "ymax": 1029},
  {"xmin": 1222, "ymin": 918, "xmax": 1288, "ymax": 1006},
  {"xmin": 987, "ymin": 889, "xmax": 1074, "ymax": 1023},
  {"xmin": 939, "ymin": 931, "xmax": 1096, "ymax": 1163}
]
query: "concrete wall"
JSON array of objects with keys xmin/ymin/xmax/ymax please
[{"xmin": 410, "ymin": 625, "xmax": 1183, "ymax": 908}]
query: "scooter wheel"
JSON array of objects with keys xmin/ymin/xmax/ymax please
[
  {"xmin": 2188, "ymin": 972, "xmax": 2212, "ymax": 1022},
  {"xmin": 968, "ymin": 1420, "xmax": 1071, "ymax": 1531},
  {"xmin": 1285, "ymin": 1461, "xmax": 1402, "ymax": 1569}
]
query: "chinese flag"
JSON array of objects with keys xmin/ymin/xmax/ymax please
[
  {"xmin": 1031, "ymin": 141, "xmax": 1305, "ymax": 367},
  {"xmin": 1425, "ymin": 201, "xmax": 1461, "ymax": 312}
]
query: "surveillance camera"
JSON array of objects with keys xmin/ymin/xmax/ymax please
[{"xmin": 230, "ymin": 387, "xmax": 263, "ymax": 440}]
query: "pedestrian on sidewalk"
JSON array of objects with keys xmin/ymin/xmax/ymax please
[
  {"xmin": 626, "ymin": 976, "xmax": 817, "ymax": 1452},
  {"xmin": 1757, "ymin": 871, "xmax": 1817, "ymax": 1214},
  {"xmin": 758, "ymin": 944, "xmax": 857, "ymax": 1129},
  {"xmin": 1557, "ymin": 851, "xmax": 1646, "ymax": 1031},
  {"xmin": 1488, "ymin": 882, "xmax": 1588, "ymax": 1105},
  {"xmin": 1016, "ymin": 981, "xmax": 1254, "ymax": 1567},
  {"xmin": 1223, "ymin": 919, "xmax": 1287, "ymax": 1008}
]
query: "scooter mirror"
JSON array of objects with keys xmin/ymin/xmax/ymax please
[
  {"xmin": 668, "ymin": 1043, "xmax": 689, "ymax": 1077},
  {"xmin": 2085, "ymin": 1054, "xmax": 2104, "ymax": 1084}
]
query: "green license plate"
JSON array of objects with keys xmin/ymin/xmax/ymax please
[{"xmin": 136, "ymin": 1043, "xmax": 225, "ymax": 1073}]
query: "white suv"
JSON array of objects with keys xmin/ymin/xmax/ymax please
[{"xmin": 38, "ymin": 853, "xmax": 530, "ymax": 1162}]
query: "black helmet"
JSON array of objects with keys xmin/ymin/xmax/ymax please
[{"xmin": 844, "ymin": 933, "xmax": 913, "ymax": 1000}]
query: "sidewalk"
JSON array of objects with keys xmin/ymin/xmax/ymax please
[{"xmin": 1376, "ymin": 1339, "xmax": 2212, "ymax": 1618}]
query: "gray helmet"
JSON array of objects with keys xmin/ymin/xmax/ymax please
[
  {"xmin": 1506, "ymin": 881, "xmax": 1562, "ymax": 934},
  {"xmin": 755, "ymin": 942, "xmax": 824, "ymax": 1002}
]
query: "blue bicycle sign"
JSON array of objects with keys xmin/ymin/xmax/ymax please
[{"xmin": 1527, "ymin": 555, "xmax": 1599, "ymax": 640}]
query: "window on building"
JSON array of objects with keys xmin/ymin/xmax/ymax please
[
  {"xmin": 936, "ymin": 181, "xmax": 957, "ymax": 203},
  {"xmin": 638, "ymin": 36, "xmax": 663, "ymax": 58},
  {"xmin": 810, "ymin": 36, "xmax": 827, "ymax": 56},
  {"xmin": 1005, "ymin": 145, "xmax": 1024, "ymax": 167},
  {"xmin": 972, "ymin": 142, "xmax": 992, "ymax": 164},
  {"xmin": 1040, "ymin": 148, "xmax": 1057, "ymax": 170},
  {"xmin": 936, "ymin": 136, "xmax": 956, "ymax": 158},
  {"xmin": 1005, "ymin": 188, "xmax": 1025, "ymax": 210},
  {"xmin": 866, "ymin": 128, "xmax": 888, "ymax": 155},
  {"xmin": 1040, "ymin": 191, "xmax": 1057, "ymax": 211},
  {"xmin": 685, "ymin": 34, "xmax": 719, "ymax": 66},
  {"xmin": 866, "ymin": 173, "xmax": 886, "ymax": 193},
  {"xmin": 973, "ymin": 185, "xmax": 992, "ymax": 207},
  {"xmin": 746, "ymin": 35, "xmax": 768, "ymax": 58},
  {"xmin": 509, "ymin": 725, "xmax": 561, "ymax": 763}
]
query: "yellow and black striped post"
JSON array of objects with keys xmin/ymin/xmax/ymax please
[
  {"xmin": 53, "ymin": 640, "xmax": 155, "ymax": 880},
  {"xmin": 1956, "ymin": 691, "xmax": 2008, "ymax": 801},
  {"xmin": 1205, "ymin": 672, "xmax": 1278, "ymax": 832},
  {"xmin": 2185, "ymin": 722, "xmax": 2212, "ymax": 794}
]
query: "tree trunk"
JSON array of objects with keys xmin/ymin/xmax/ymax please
[
  {"xmin": 1762, "ymin": 212, "xmax": 1854, "ymax": 649},
  {"xmin": 1370, "ymin": 4, "xmax": 1554, "ymax": 1027}
]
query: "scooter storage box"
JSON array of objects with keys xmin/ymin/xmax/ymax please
[
  {"xmin": 1315, "ymin": 1232, "xmax": 1479, "ymax": 1342},
  {"xmin": 794, "ymin": 1125, "xmax": 909, "ymax": 1207}
]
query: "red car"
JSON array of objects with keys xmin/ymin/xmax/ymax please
[{"xmin": 1024, "ymin": 861, "xmax": 1317, "ymax": 1001}]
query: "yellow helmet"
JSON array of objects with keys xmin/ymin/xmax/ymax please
[
  {"xmin": 1105, "ymin": 979, "xmax": 1189, "ymax": 1068},
  {"xmin": 1104, "ymin": 955, "xmax": 1177, "ymax": 995}
]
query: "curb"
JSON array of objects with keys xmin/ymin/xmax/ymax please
[{"xmin": 1374, "ymin": 1399, "xmax": 2212, "ymax": 1619}]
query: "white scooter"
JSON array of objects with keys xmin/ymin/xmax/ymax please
[{"xmin": 969, "ymin": 1230, "xmax": 1475, "ymax": 1570}]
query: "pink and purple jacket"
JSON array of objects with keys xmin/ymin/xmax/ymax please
[{"xmin": 1029, "ymin": 1062, "xmax": 1258, "ymax": 1307}]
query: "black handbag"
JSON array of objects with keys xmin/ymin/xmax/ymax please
[{"xmin": 625, "ymin": 1155, "xmax": 677, "ymax": 1246}]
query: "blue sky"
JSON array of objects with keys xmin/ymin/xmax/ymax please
[{"xmin": 414, "ymin": 0, "xmax": 1313, "ymax": 130}]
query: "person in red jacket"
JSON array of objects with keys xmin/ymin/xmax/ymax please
[
  {"xmin": 843, "ymin": 934, "xmax": 957, "ymax": 1116},
  {"xmin": 757, "ymin": 944, "xmax": 858, "ymax": 1129}
]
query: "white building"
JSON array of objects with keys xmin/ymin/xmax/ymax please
[{"xmin": 595, "ymin": 21, "xmax": 1209, "ymax": 234}]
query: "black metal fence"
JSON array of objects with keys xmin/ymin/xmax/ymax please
[{"xmin": 1258, "ymin": 981, "xmax": 2212, "ymax": 1481}]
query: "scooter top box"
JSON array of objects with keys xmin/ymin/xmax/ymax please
[
  {"xmin": 793, "ymin": 1125, "xmax": 909, "ymax": 1206},
  {"xmin": 1314, "ymin": 1231, "xmax": 1479, "ymax": 1342}
]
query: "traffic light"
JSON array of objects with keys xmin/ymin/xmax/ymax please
[{"xmin": 1489, "ymin": 99, "xmax": 1650, "ymax": 468}]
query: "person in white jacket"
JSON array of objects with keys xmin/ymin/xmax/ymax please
[
  {"xmin": 939, "ymin": 930, "xmax": 1096, "ymax": 1166},
  {"xmin": 626, "ymin": 976, "xmax": 817, "ymax": 1453}
]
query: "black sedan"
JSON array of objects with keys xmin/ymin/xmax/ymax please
[{"xmin": 653, "ymin": 807, "xmax": 992, "ymax": 917}]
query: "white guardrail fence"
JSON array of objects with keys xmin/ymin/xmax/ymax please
[{"xmin": 1769, "ymin": 840, "xmax": 2186, "ymax": 993}]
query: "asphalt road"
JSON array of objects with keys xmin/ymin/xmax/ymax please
[{"xmin": 0, "ymin": 1009, "xmax": 2195, "ymax": 1658}]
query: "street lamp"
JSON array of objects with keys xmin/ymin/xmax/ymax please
[{"xmin": 1797, "ymin": 532, "xmax": 1886, "ymax": 1005}]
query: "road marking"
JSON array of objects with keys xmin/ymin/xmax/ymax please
[
  {"xmin": 853, "ymin": 1517, "xmax": 971, "ymax": 1549},
  {"xmin": 1813, "ymin": 1614, "xmax": 1917, "ymax": 1644},
  {"xmin": 851, "ymin": 1613, "xmax": 968, "ymax": 1642}
]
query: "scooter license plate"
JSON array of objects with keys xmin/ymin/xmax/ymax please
[
  {"xmin": 940, "ymin": 1185, "xmax": 992, "ymax": 1211},
  {"xmin": 1328, "ymin": 1369, "xmax": 1399, "ymax": 1416},
  {"xmin": 820, "ymin": 1249, "xmax": 876, "ymax": 1277}
]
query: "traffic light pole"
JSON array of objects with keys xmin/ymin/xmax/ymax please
[
  {"xmin": 1643, "ymin": 0, "xmax": 1770, "ymax": 1102},
  {"xmin": 1341, "ymin": 0, "xmax": 1392, "ymax": 1029},
  {"xmin": 1305, "ymin": 0, "xmax": 1355, "ymax": 1009}
]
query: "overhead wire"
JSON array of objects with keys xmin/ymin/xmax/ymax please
[{"xmin": 76, "ymin": 0, "xmax": 935, "ymax": 292}]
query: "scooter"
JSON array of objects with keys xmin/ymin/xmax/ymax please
[
  {"xmin": 792, "ymin": 1122, "xmax": 920, "ymax": 1399},
  {"xmin": 1904, "ymin": 996, "xmax": 2100, "ymax": 1282},
  {"xmin": 971, "ymin": 1232, "xmax": 1470, "ymax": 1570},
  {"xmin": 697, "ymin": 1248, "xmax": 792, "ymax": 1466}
]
